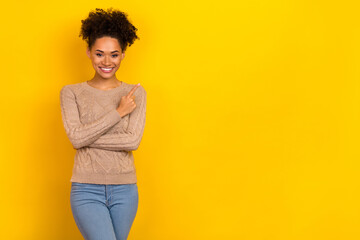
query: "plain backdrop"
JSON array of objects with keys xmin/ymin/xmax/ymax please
[{"xmin": 0, "ymin": 0, "xmax": 360, "ymax": 239}]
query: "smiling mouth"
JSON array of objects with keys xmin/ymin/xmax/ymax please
[{"xmin": 99, "ymin": 67, "xmax": 114, "ymax": 73}]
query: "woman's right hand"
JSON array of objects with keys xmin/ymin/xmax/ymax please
[{"xmin": 116, "ymin": 84, "xmax": 141, "ymax": 117}]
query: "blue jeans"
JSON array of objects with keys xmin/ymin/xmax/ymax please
[{"xmin": 70, "ymin": 182, "xmax": 139, "ymax": 240}]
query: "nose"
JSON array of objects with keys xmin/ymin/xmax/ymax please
[{"xmin": 102, "ymin": 55, "xmax": 111, "ymax": 66}]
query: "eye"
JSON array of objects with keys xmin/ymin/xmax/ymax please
[
  {"xmin": 96, "ymin": 53, "xmax": 102, "ymax": 57},
  {"xmin": 112, "ymin": 54, "xmax": 119, "ymax": 58}
]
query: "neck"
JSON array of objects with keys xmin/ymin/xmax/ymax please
[{"xmin": 90, "ymin": 73, "xmax": 120, "ymax": 85}]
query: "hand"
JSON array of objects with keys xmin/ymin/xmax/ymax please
[{"xmin": 116, "ymin": 84, "xmax": 141, "ymax": 117}]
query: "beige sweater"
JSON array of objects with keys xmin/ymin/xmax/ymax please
[{"xmin": 59, "ymin": 81, "xmax": 147, "ymax": 184}]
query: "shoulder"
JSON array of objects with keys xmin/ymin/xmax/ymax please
[{"xmin": 60, "ymin": 82, "xmax": 85, "ymax": 96}]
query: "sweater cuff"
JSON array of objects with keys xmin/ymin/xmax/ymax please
[{"xmin": 109, "ymin": 109, "xmax": 122, "ymax": 122}]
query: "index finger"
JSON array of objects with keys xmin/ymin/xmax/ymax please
[{"xmin": 127, "ymin": 84, "xmax": 141, "ymax": 97}]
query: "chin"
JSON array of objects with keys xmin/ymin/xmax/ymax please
[
  {"xmin": 97, "ymin": 71, "xmax": 117, "ymax": 79},
  {"xmin": 102, "ymin": 75, "xmax": 115, "ymax": 79}
]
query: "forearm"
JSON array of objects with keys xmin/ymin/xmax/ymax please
[
  {"xmin": 60, "ymin": 86, "xmax": 123, "ymax": 149},
  {"xmin": 88, "ymin": 116, "xmax": 146, "ymax": 151}
]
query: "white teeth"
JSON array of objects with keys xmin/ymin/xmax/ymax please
[{"xmin": 101, "ymin": 68, "xmax": 112, "ymax": 71}]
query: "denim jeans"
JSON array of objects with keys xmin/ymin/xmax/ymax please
[{"xmin": 70, "ymin": 182, "xmax": 139, "ymax": 240}]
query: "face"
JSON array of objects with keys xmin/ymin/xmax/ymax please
[{"xmin": 86, "ymin": 36, "xmax": 125, "ymax": 80}]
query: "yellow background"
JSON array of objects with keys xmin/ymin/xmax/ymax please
[{"xmin": 0, "ymin": 0, "xmax": 359, "ymax": 239}]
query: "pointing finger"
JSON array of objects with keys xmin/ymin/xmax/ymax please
[{"xmin": 127, "ymin": 83, "xmax": 140, "ymax": 97}]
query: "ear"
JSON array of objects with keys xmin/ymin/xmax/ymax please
[
  {"xmin": 86, "ymin": 48, "xmax": 91, "ymax": 59},
  {"xmin": 120, "ymin": 52, "xmax": 125, "ymax": 60}
]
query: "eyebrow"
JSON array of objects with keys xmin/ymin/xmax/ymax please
[{"xmin": 95, "ymin": 50, "xmax": 120, "ymax": 53}]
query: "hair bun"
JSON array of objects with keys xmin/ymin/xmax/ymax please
[{"xmin": 79, "ymin": 8, "xmax": 139, "ymax": 52}]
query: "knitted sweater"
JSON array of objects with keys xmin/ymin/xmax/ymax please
[{"xmin": 59, "ymin": 81, "xmax": 147, "ymax": 184}]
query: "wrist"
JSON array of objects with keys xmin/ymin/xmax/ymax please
[{"xmin": 116, "ymin": 109, "xmax": 125, "ymax": 118}]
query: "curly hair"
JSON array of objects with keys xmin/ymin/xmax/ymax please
[{"xmin": 79, "ymin": 8, "xmax": 139, "ymax": 52}]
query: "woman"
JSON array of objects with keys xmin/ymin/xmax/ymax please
[{"xmin": 59, "ymin": 8, "xmax": 146, "ymax": 240}]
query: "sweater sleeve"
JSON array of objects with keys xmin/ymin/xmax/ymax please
[
  {"xmin": 60, "ymin": 85, "xmax": 122, "ymax": 149},
  {"xmin": 87, "ymin": 86, "xmax": 147, "ymax": 151}
]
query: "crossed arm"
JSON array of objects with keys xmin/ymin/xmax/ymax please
[
  {"xmin": 60, "ymin": 85, "xmax": 147, "ymax": 151},
  {"xmin": 88, "ymin": 88, "xmax": 147, "ymax": 151}
]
